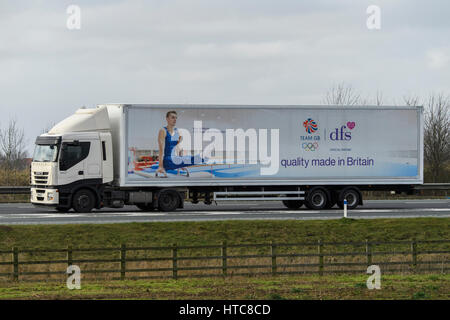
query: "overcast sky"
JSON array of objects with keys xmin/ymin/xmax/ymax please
[{"xmin": 1, "ymin": 0, "xmax": 449, "ymax": 154}]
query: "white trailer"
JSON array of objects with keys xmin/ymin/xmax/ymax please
[{"xmin": 30, "ymin": 104, "xmax": 423, "ymax": 212}]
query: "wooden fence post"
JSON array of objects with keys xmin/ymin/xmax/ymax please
[
  {"xmin": 12, "ymin": 247, "xmax": 19, "ymax": 281},
  {"xmin": 271, "ymin": 241, "xmax": 277, "ymax": 276},
  {"xmin": 318, "ymin": 240, "xmax": 324, "ymax": 276},
  {"xmin": 172, "ymin": 243, "xmax": 178, "ymax": 280},
  {"xmin": 221, "ymin": 241, "xmax": 227, "ymax": 276},
  {"xmin": 120, "ymin": 244, "xmax": 126, "ymax": 280},
  {"xmin": 411, "ymin": 239, "xmax": 417, "ymax": 271},
  {"xmin": 365, "ymin": 239, "xmax": 372, "ymax": 266},
  {"xmin": 67, "ymin": 245, "xmax": 73, "ymax": 267}
]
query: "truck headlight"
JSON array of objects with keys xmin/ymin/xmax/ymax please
[{"xmin": 47, "ymin": 192, "xmax": 55, "ymax": 201}]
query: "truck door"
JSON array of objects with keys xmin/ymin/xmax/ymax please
[
  {"xmin": 83, "ymin": 140, "xmax": 102, "ymax": 181},
  {"xmin": 58, "ymin": 141, "xmax": 91, "ymax": 185}
]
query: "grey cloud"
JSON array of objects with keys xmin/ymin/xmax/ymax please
[{"xmin": 0, "ymin": 1, "xmax": 448, "ymax": 153}]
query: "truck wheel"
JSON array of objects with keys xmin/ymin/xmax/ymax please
[
  {"xmin": 305, "ymin": 188, "xmax": 328, "ymax": 210},
  {"xmin": 72, "ymin": 189, "xmax": 96, "ymax": 213},
  {"xmin": 157, "ymin": 189, "xmax": 180, "ymax": 212},
  {"xmin": 337, "ymin": 188, "xmax": 360, "ymax": 209},
  {"xmin": 136, "ymin": 203, "xmax": 154, "ymax": 211},
  {"xmin": 282, "ymin": 200, "xmax": 304, "ymax": 209}
]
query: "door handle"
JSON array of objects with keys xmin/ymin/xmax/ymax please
[{"xmin": 78, "ymin": 171, "xmax": 84, "ymax": 175}]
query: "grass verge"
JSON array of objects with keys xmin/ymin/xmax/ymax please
[
  {"xmin": 0, "ymin": 274, "xmax": 448, "ymax": 299},
  {"xmin": 0, "ymin": 218, "xmax": 449, "ymax": 249}
]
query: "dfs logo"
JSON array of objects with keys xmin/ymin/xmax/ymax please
[{"xmin": 330, "ymin": 121, "xmax": 356, "ymax": 141}]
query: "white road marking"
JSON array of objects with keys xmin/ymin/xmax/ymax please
[
  {"xmin": 0, "ymin": 214, "xmax": 83, "ymax": 218},
  {"xmin": 0, "ymin": 207, "xmax": 449, "ymax": 223},
  {"xmin": 404, "ymin": 201, "xmax": 449, "ymax": 204},
  {"xmin": 354, "ymin": 208, "xmax": 449, "ymax": 212}
]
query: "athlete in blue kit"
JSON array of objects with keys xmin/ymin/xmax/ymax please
[{"xmin": 156, "ymin": 110, "xmax": 206, "ymax": 177}]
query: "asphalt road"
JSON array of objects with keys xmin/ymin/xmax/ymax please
[{"xmin": 0, "ymin": 199, "xmax": 448, "ymax": 225}]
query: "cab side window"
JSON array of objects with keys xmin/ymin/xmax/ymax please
[{"xmin": 60, "ymin": 142, "xmax": 90, "ymax": 171}]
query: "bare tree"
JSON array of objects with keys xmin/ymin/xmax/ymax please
[
  {"xmin": 374, "ymin": 90, "xmax": 384, "ymax": 106},
  {"xmin": 403, "ymin": 94, "xmax": 421, "ymax": 107},
  {"xmin": 41, "ymin": 122, "xmax": 56, "ymax": 134},
  {"xmin": 423, "ymin": 93, "xmax": 450, "ymax": 182},
  {"xmin": 324, "ymin": 82, "xmax": 365, "ymax": 106},
  {"xmin": 0, "ymin": 118, "xmax": 27, "ymax": 171}
]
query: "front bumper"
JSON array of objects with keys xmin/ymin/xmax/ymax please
[{"xmin": 30, "ymin": 187, "xmax": 59, "ymax": 206}]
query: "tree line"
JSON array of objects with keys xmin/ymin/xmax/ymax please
[{"xmin": 0, "ymin": 118, "xmax": 29, "ymax": 185}]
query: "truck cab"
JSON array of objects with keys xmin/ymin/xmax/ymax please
[{"xmin": 31, "ymin": 107, "xmax": 113, "ymax": 212}]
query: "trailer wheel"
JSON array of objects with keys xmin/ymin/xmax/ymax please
[
  {"xmin": 305, "ymin": 188, "xmax": 328, "ymax": 210},
  {"xmin": 282, "ymin": 200, "xmax": 304, "ymax": 209},
  {"xmin": 337, "ymin": 188, "xmax": 360, "ymax": 209},
  {"xmin": 72, "ymin": 189, "xmax": 96, "ymax": 213},
  {"xmin": 157, "ymin": 189, "xmax": 180, "ymax": 212}
]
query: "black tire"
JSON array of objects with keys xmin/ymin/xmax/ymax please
[
  {"xmin": 282, "ymin": 200, "xmax": 304, "ymax": 209},
  {"xmin": 55, "ymin": 207, "xmax": 70, "ymax": 213},
  {"xmin": 72, "ymin": 189, "xmax": 96, "ymax": 213},
  {"xmin": 157, "ymin": 189, "xmax": 180, "ymax": 212},
  {"xmin": 305, "ymin": 188, "xmax": 328, "ymax": 210},
  {"xmin": 136, "ymin": 203, "xmax": 154, "ymax": 211},
  {"xmin": 337, "ymin": 188, "xmax": 360, "ymax": 210}
]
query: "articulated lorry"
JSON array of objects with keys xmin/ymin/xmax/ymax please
[{"xmin": 31, "ymin": 104, "xmax": 423, "ymax": 213}]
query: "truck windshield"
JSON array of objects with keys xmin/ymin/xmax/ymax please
[{"xmin": 33, "ymin": 144, "xmax": 59, "ymax": 162}]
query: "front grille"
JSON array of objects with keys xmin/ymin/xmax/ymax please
[
  {"xmin": 33, "ymin": 172, "xmax": 49, "ymax": 185},
  {"xmin": 37, "ymin": 196, "xmax": 45, "ymax": 201}
]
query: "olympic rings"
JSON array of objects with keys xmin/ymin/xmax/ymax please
[{"xmin": 302, "ymin": 142, "xmax": 319, "ymax": 151}]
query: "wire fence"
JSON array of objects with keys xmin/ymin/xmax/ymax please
[{"xmin": 0, "ymin": 239, "xmax": 448, "ymax": 282}]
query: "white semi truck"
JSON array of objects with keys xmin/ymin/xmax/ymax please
[{"xmin": 30, "ymin": 104, "xmax": 423, "ymax": 213}]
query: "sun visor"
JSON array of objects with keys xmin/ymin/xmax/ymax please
[{"xmin": 35, "ymin": 136, "xmax": 62, "ymax": 145}]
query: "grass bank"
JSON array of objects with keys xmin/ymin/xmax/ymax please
[
  {"xmin": 0, "ymin": 218, "xmax": 448, "ymax": 249},
  {"xmin": 0, "ymin": 274, "xmax": 448, "ymax": 300}
]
